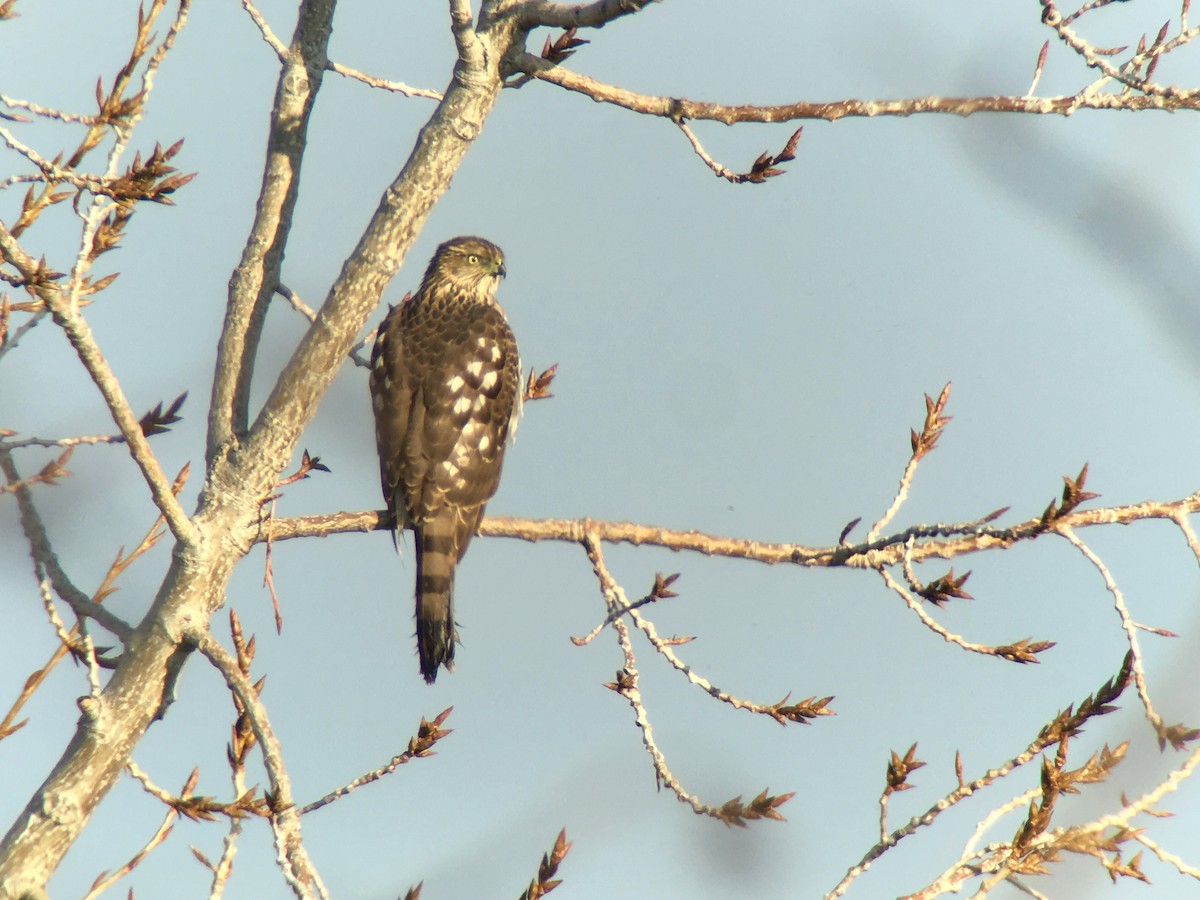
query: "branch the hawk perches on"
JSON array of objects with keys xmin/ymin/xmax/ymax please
[{"xmin": 369, "ymin": 236, "xmax": 522, "ymax": 682}]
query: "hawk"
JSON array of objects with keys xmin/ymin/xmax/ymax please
[{"xmin": 369, "ymin": 236, "xmax": 521, "ymax": 683}]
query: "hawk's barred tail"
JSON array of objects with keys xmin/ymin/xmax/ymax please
[{"xmin": 415, "ymin": 517, "xmax": 459, "ymax": 683}]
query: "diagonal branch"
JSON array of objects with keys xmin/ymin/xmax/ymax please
[
  {"xmin": 0, "ymin": 223, "xmax": 196, "ymax": 545},
  {"xmin": 0, "ymin": 447, "xmax": 133, "ymax": 641},
  {"xmin": 827, "ymin": 653, "xmax": 1134, "ymax": 896},
  {"xmin": 229, "ymin": 14, "xmax": 522, "ymax": 498},
  {"xmin": 241, "ymin": 0, "xmax": 288, "ymax": 58},
  {"xmin": 207, "ymin": 0, "xmax": 336, "ymax": 463},
  {"xmin": 189, "ymin": 626, "xmax": 327, "ymax": 899}
]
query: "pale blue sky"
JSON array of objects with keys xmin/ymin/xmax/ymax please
[{"xmin": 3, "ymin": 2, "xmax": 1200, "ymax": 898}]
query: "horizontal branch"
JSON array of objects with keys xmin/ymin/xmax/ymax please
[
  {"xmin": 516, "ymin": 0, "xmax": 658, "ymax": 30},
  {"xmin": 509, "ymin": 51, "xmax": 1200, "ymax": 122},
  {"xmin": 255, "ymin": 491, "xmax": 1200, "ymax": 569}
]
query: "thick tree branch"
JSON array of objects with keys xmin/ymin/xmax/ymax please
[
  {"xmin": 207, "ymin": 0, "xmax": 335, "ymax": 464},
  {"xmin": 515, "ymin": 0, "xmax": 658, "ymax": 29},
  {"xmin": 0, "ymin": 550, "xmax": 221, "ymax": 894},
  {"xmin": 449, "ymin": 0, "xmax": 483, "ymax": 65}
]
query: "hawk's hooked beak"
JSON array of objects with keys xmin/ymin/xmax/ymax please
[{"xmin": 496, "ymin": 260, "xmax": 507, "ymax": 279}]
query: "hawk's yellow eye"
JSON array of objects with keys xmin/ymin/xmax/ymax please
[{"xmin": 467, "ymin": 254, "xmax": 480, "ymax": 265}]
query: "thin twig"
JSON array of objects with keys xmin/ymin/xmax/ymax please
[
  {"xmin": 0, "ymin": 445, "xmax": 134, "ymax": 641},
  {"xmin": 962, "ymin": 788, "xmax": 1040, "ymax": 858},
  {"xmin": 0, "ymin": 307, "xmax": 47, "ymax": 360},
  {"xmin": 241, "ymin": 0, "xmax": 288, "ymax": 58},
  {"xmin": 189, "ymin": 627, "xmax": 327, "ymax": 900},
  {"xmin": 676, "ymin": 120, "xmax": 740, "ymax": 181},
  {"xmin": 82, "ymin": 769, "xmax": 188, "ymax": 900},
  {"xmin": 582, "ymin": 534, "xmax": 703, "ymax": 811},
  {"xmin": 328, "ymin": 61, "xmax": 442, "ymax": 100},
  {"xmin": 1027, "ymin": 41, "xmax": 1050, "ymax": 97},
  {"xmin": 580, "ymin": 533, "xmax": 791, "ymax": 825},
  {"xmin": 3, "ymin": 432, "xmax": 126, "ymax": 449},
  {"xmin": 625, "ymin": 604, "xmax": 832, "ymax": 725},
  {"xmin": 888, "ymin": 544, "xmax": 1041, "ymax": 661},
  {"xmin": 1067, "ymin": 739, "xmax": 1200, "ymax": 834},
  {"xmin": 1039, "ymin": 0, "xmax": 1198, "ymax": 97},
  {"xmin": 276, "ymin": 283, "xmax": 374, "ymax": 367},
  {"xmin": 1171, "ymin": 511, "xmax": 1200, "ymax": 566},
  {"xmin": 0, "ymin": 127, "xmax": 116, "ymax": 194},
  {"xmin": 1057, "ymin": 527, "xmax": 1161, "ymax": 735},
  {"xmin": 826, "ymin": 654, "xmax": 1132, "ymax": 896},
  {"xmin": 1134, "ymin": 832, "xmax": 1200, "ymax": 879},
  {"xmin": 0, "ymin": 94, "xmax": 103, "ymax": 124},
  {"xmin": 299, "ymin": 708, "xmax": 453, "ymax": 815}
]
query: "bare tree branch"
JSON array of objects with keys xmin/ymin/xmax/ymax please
[
  {"xmin": 189, "ymin": 627, "xmax": 327, "ymax": 899},
  {"xmin": 0, "ymin": 223, "xmax": 196, "ymax": 544},
  {"xmin": 0, "ymin": 6, "xmax": 528, "ymax": 890},
  {"xmin": 515, "ymin": 0, "xmax": 660, "ymax": 29},
  {"xmin": 0, "ymin": 447, "xmax": 133, "ymax": 641},
  {"xmin": 5, "ymin": 1, "xmax": 1199, "ymax": 894},
  {"xmin": 508, "ymin": 50, "xmax": 1200, "ymax": 120},
  {"xmin": 207, "ymin": 0, "xmax": 335, "ymax": 463},
  {"xmin": 228, "ymin": 13, "xmax": 522, "ymax": 497},
  {"xmin": 256, "ymin": 492, "xmax": 1200, "ymax": 571}
]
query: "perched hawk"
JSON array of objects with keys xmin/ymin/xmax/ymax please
[{"xmin": 369, "ymin": 236, "xmax": 521, "ymax": 683}]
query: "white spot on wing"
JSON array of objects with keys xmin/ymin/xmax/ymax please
[
  {"xmin": 447, "ymin": 375, "xmax": 465, "ymax": 391},
  {"xmin": 466, "ymin": 360, "xmax": 484, "ymax": 377},
  {"xmin": 480, "ymin": 371, "xmax": 497, "ymax": 391},
  {"xmin": 453, "ymin": 396, "xmax": 471, "ymax": 415}
]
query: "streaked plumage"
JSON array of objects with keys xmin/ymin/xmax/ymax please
[{"xmin": 370, "ymin": 236, "xmax": 521, "ymax": 683}]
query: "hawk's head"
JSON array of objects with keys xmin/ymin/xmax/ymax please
[{"xmin": 427, "ymin": 236, "xmax": 507, "ymax": 301}]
